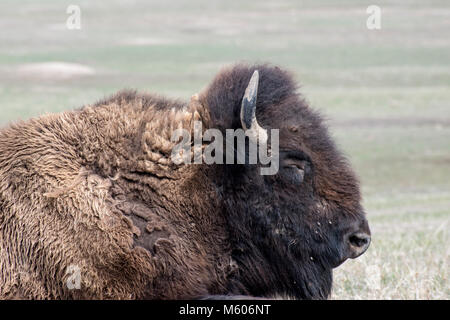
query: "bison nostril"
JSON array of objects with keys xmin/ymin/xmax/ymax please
[
  {"xmin": 346, "ymin": 232, "xmax": 371, "ymax": 258},
  {"xmin": 349, "ymin": 233, "xmax": 369, "ymax": 247}
]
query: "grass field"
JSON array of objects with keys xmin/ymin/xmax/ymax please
[{"xmin": 0, "ymin": 0, "xmax": 448, "ymax": 299}]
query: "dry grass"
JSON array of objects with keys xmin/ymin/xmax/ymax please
[{"xmin": 332, "ymin": 192, "xmax": 449, "ymax": 299}]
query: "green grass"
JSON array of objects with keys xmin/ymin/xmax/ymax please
[{"xmin": 0, "ymin": 0, "xmax": 448, "ymax": 299}]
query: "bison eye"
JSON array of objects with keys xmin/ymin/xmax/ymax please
[{"xmin": 282, "ymin": 160, "xmax": 309, "ymax": 185}]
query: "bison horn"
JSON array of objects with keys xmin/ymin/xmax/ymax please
[{"xmin": 240, "ymin": 70, "xmax": 268, "ymax": 144}]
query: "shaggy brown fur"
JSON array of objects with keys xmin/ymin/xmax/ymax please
[{"xmin": 0, "ymin": 63, "xmax": 369, "ymax": 299}]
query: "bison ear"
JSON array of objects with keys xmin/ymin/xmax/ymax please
[{"xmin": 240, "ymin": 70, "xmax": 268, "ymax": 144}]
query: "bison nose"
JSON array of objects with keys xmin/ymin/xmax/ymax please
[{"xmin": 345, "ymin": 232, "xmax": 371, "ymax": 259}]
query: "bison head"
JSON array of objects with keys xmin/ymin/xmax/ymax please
[{"xmin": 199, "ymin": 64, "xmax": 370, "ymax": 299}]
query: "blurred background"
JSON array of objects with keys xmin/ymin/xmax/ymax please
[{"xmin": 0, "ymin": 0, "xmax": 448, "ymax": 299}]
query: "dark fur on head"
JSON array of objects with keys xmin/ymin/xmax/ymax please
[{"xmin": 200, "ymin": 64, "xmax": 369, "ymax": 299}]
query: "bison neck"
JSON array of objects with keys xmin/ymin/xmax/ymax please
[{"xmin": 219, "ymin": 166, "xmax": 333, "ymax": 299}]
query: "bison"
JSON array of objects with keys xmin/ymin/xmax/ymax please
[{"xmin": 0, "ymin": 63, "xmax": 370, "ymax": 299}]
